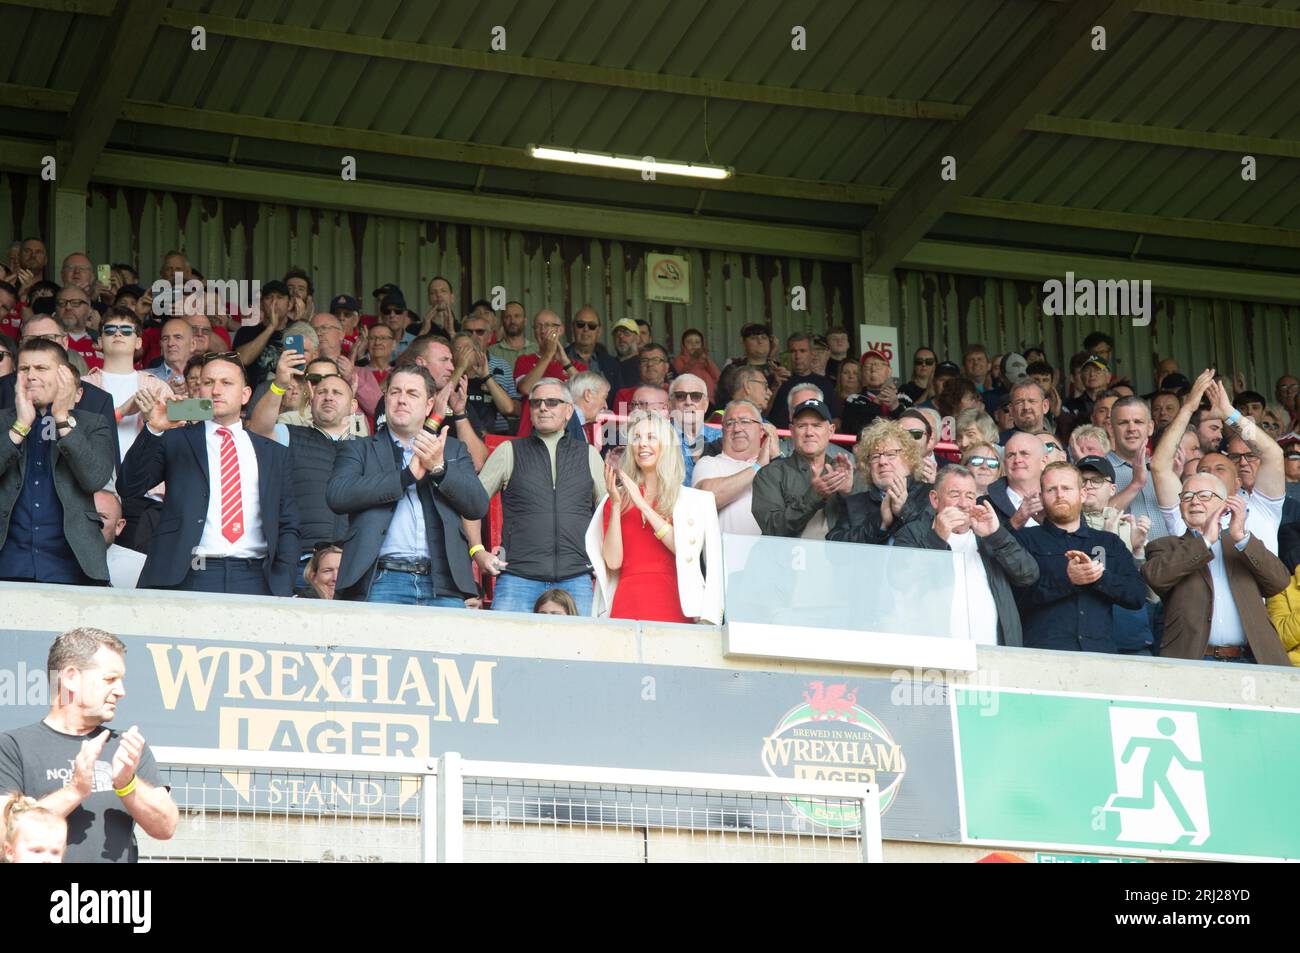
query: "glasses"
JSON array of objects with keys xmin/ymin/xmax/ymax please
[
  {"xmin": 1226, "ymin": 452, "xmax": 1259, "ymax": 463},
  {"xmin": 1179, "ymin": 490, "xmax": 1225, "ymax": 503},
  {"xmin": 1285, "ymin": 452, "xmax": 1300, "ymax": 461},
  {"xmin": 966, "ymin": 456, "xmax": 999, "ymax": 469},
  {"xmin": 313, "ymin": 324, "xmax": 343, "ymax": 334},
  {"xmin": 101, "ymin": 324, "xmax": 136, "ymax": 337},
  {"xmin": 631, "ymin": 401, "xmax": 666, "ymax": 411},
  {"xmin": 1081, "ymin": 477, "xmax": 1112, "ymax": 488},
  {"xmin": 868, "ymin": 449, "xmax": 901, "ymax": 463},
  {"xmin": 903, "ymin": 429, "xmax": 927, "ymax": 441},
  {"xmin": 25, "ymin": 333, "xmax": 64, "ymax": 343},
  {"xmin": 574, "ymin": 321, "xmax": 599, "ymax": 331},
  {"xmin": 914, "ymin": 357, "xmax": 936, "ymax": 367},
  {"xmin": 723, "ymin": 418, "xmax": 760, "ymax": 429},
  {"xmin": 672, "ymin": 391, "xmax": 705, "ymax": 403},
  {"xmin": 57, "ymin": 299, "xmax": 90, "ymax": 309},
  {"xmin": 640, "ymin": 357, "xmax": 666, "ymax": 366},
  {"xmin": 200, "ymin": 350, "xmax": 240, "ymax": 365},
  {"xmin": 533, "ymin": 397, "xmax": 569, "ymax": 409},
  {"xmin": 1260, "ymin": 421, "xmax": 1280, "ymax": 431}
]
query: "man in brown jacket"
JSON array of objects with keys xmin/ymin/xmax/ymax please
[{"xmin": 1143, "ymin": 473, "xmax": 1292, "ymax": 664}]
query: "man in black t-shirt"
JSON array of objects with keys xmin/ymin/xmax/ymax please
[
  {"xmin": 0, "ymin": 628, "xmax": 176, "ymax": 862},
  {"xmin": 232, "ymin": 279, "xmax": 292, "ymax": 389},
  {"xmin": 769, "ymin": 332, "xmax": 837, "ymax": 429}
]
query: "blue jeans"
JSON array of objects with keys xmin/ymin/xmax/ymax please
[
  {"xmin": 366, "ymin": 568, "xmax": 465, "ymax": 608},
  {"xmin": 490, "ymin": 572, "xmax": 594, "ymax": 616}
]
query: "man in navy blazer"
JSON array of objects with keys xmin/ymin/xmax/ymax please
[
  {"xmin": 327, "ymin": 363, "xmax": 488, "ymax": 605},
  {"xmin": 120, "ymin": 354, "xmax": 299, "ymax": 596}
]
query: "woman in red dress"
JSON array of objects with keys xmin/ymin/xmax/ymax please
[{"xmin": 598, "ymin": 412, "xmax": 690, "ymax": 623}]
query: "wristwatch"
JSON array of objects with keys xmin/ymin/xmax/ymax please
[
  {"xmin": 55, "ymin": 416, "xmax": 77, "ymax": 434},
  {"xmin": 429, "ymin": 463, "xmax": 446, "ymax": 479}
]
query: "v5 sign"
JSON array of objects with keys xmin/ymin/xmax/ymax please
[
  {"xmin": 953, "ymin": 688, "xmax": 1300, "ymax": 862},
  {"xmin": 857, "ymin": 324, "xmax": 899, "ymax": 378}
]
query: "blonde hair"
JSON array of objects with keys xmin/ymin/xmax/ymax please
[
  {"xmin": 621, "ymin": 411, "xmax": 683, "ymax": 519},
  {"xmin": 955, "ymin": 407, "xmax": 998, "ymax": 445},
  {"xmin": 855, "ymin": 418, "xmax": 925, "ymax": 479},
  {"xmin": 962, "ymin": 442, "xmax": 1004, "ymax": 479},
  {"xmin": 1069, "ymin": 423, "xmax": 1112, "ymax": 456},
  {"xmin": 2, "ymin": 793, "xmax": 65, "ymax": 861}
]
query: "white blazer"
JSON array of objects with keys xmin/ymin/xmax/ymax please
[{"xmin": 584, "ymin": 485, "xmax": 725, "ymax": 625}]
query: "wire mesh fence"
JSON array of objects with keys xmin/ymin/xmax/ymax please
[
  {"xmin": 461, "ymin": 779, "xmax": 864, "ymax": 863},
  {"xmin": 143, "ymin": 749, "xmax": 880, "ymax": 863},
  {"xmin": 139, "ymin": 765, "xmax": 424, "ymax": 863}
]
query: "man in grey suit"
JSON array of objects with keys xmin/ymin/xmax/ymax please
[
  {"xmin": 0, "ymin": 339, "xmax": 116, "ymax": 585},
  {"xmin": 327, "ymin": 364, "xmax": 489, "ymax": 606}
]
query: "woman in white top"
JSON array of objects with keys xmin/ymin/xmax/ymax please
[{"xmin": 585, "ymin": 411, "xmax": 723, "ymax": 625}]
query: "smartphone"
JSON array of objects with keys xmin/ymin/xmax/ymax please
[
  {"xmin": 166, "ymin": 398, "xmax": 214, "ymax": 422},
  {"xmin": 97, "ymin": 264, "xmax": 111, "ymax": 286},
  {"xmin": 284, "ymin": 333, "xmax": 305, "ymax": 355}
]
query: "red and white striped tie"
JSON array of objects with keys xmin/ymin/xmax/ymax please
[{"xmin": 217, "ymin": 426, "xmax": 244, "ymax": 543}]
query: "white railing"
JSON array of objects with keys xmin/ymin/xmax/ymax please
[{"xmin": 146, "ymin": 747, "xmax": 883, "ymax": 863}]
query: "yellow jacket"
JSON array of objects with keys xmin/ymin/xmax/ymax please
[{"xmin": 1266, "ymin": 568, "xmax": 1300, "ymax": 666}]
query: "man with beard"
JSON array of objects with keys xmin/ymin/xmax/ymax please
[{"xmin": 1012, "ymin": 463, "xmax": 1146, "ymax": 652}]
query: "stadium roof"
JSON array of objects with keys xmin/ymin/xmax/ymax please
[{"xmin": 0, "ymin": 0, "xmax": 1298, "ymax": 280}]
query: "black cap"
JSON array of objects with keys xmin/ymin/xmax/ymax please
[
  {"xmin": 740, "ymin": 322, "xmax": 770, "ymax": 339},
  {"xmin": 371, "ymin": 282, "xmax": 403, "ymax": 299},
  {"xmin": 261, "ymin": 279, "xmax": 289, "ymax": 297},
  {"xmin": 935, "ymin": 361, "xmax": 961, "ymax": 376},
  {"xmin": 1161, "ymin": 372, "xmax": 1191, "ymax": 394},
  {"xmin": 1082, "ymin": 353, "xmax": 1110, "ymax": 372},
  {"xmin": 1076, "ymin": 455, "xmax": 1115, "ymax": 482},
  {"xmin": 791, "ymin": 398, "xmax": 832, "ymax": 423},
  {"xmin": 329, "ymin": 293, "xmax": 359, "ymax": 313},
  {"xmin": 380, "ymin": 292, "xmax": 407, "ymax": 312},
  {"xmin": 30, "ymin": 296, "xmax": 56, "ymax": 316},
  {"xmin": 115, "ymin": 283, "xmax": 145, "ymax": 301}
]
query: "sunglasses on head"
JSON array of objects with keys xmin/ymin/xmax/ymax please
[
  {"xmin": 966, "ymin": 456, "xmax": 999, "ymax": 469},
  {"xmin": 101, "ymin": 324, "xmax": 136, "ymax": 337},
  {"xmin": 200, "ymin": 350, "xmax": 240, "ymax": 365}
]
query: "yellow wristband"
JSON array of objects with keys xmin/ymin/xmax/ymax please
[
  {"xmin": 269, "ymin": 382, "xmax": 287, "ymax": 396},
  {"xmin": 654, "ymin": 524, "xmax": 670, "ymax": 540},
  {"xmin": 115, "ymin": 775, "xmax": 138, "ymax": 798},
  {"xmin": 468, "ymin": 545, "xmax": 485, "ymax": 559},
  {"xmin": 10, "ymin": 421, "xmax": 31, "ymax": 437}
]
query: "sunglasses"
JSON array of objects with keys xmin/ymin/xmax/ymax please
[
  {"xmin": 966, "ymin": 457, "xmax": 999, "ymax": 469},
  {"xmin": 903, "ymin": 429, "xmax": 927, "ymax": 441},
  {"xmin": 574, "ymin": 321, "xmax": 599, "ymax": 331},
  {"xmin": 101, "ymin": 324, "xmax": 136, "ymax": 336},
  {"xmin": 672, "ymin": 391, "xmax": 705, "ymax": 403},
  {"xmin": 200, "ymin": 350, "xmax": 240, "ymax": 365},
  {"xmin": 1042, "ymin": 441, "xmax": 1062, "ymax": 452},
  {"xmin": 1284, "ymin": 452, "xmax": 1300, "ymax": 461},
  {"xmin": 914, "ymin": 357, "xmax": 936, "ymax": 366},
  {"xmin": 303, "ymin": 373, "xmax": 327, "ymax": 384},
  {"xmin": 533, "ymin": 397, "xmax": 569, "ymax": 409},
  {"xmin": 467, "ymin": 327, "xmax": 490, "ymax": 336},
  {"xmin": 1226, "ymin": 452, "xmax": 1260, "ymax": 463},
  {"xmin": 381, "ymin": 308, "xmax": 404, "ymax": 316}
]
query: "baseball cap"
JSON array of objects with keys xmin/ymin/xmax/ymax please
[
  {"xmin": 1279, "ymin": 432, "xmax": 1299, "ymax": 452},
  {"xmin": 740, "ymin": 322, "xmax": 770, "ymax": 339},
  {"xmin": 115, "ymin": 283, "xmax": 145, "ymax": 301},
  {"xmin": 935, "ymin": 361, "xmax": 961, "ymax": 376},
  {"xmin": 1076, "ymin": 455, "xmax": 1116, "ymax": 483},
  {"xmin": 1082, "ymin": 353, "xmax": 1110, "ymax": 372},
  {"xmin": 1161, "ymin": 372, "xmax": 1191, "ymax": 394},
  {"xmin": 379, "ymin": 292, "xmax": 407, "ymax": 312},
  {"xmin": 260, "ymin": 279, "xmax": 289, "ymax": 297},
  {"xmin": 791, "ymin": 398, "xmax": 832, "ymax": 423},
  {"xmin": 329, "ymin": 293, "xmax": 359, "ymax": 313},
  {"xmin": 860, "ymin": 349, "xmax": 890, "ymax": 364},
  {"xmin": 1002, "ymin": 351, "xmax": 1029, "ymax": 385},
  {"xmin": 371, "ymin": 283, "xmax": 403, "ymax": 299},
  {"xmin": 612, "ymin": 318, "xmax": 639, "ymax": 334}
]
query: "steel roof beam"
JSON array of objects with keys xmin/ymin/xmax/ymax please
[{"xmin": 862, "ymin": 0, "xmax": 1142, "ymax": 275}]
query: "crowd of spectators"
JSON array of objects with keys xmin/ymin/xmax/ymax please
[{"xmin": 3, "ymin": 239, "xmax": 1300, "ymax": 665}]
